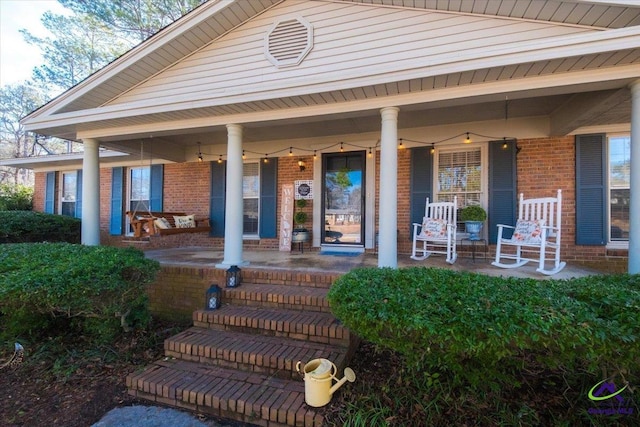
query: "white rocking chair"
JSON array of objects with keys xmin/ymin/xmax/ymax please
[
  {"xmin": 492, "ymin": 189, "xmax": 566, "ymax": 275},
  {"xmin": 411, "ymin": 196, "xmax": 457, "ymax": 264}
]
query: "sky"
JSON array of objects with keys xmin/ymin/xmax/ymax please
[{"xmin": 0, "ymin": 0, "xmax": 68, "ymax": 87}]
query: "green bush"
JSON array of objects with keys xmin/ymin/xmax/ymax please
[
  {"xmin": 328, "ymin": 267, "xmax": 640, "ymax": 390},
  {"xmin": 0, "ymin": 211, "xmax": 81, "ymax": 243},
  {"xmin": 0, "ymin": 184, "xmax": 33, "ymax": 211},
  {"xmin": 0, "ymin": 243, "xmax": 160, "ymax": 343}
]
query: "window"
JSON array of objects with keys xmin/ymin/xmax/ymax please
[
  {"xmin": 243, "ymin": 163, "xmax": 260, "ymax": 236},
  {"xmin": 129, "ymin": 167, "xmax": 150, "ymax": 213},
  {"xmin": 61, "ymin": 171, "xmax": 77, "ymax": 217},
  {"xmin": 609, "ymin": 135, "xmax": 630, "ymax": 242},
  {"xmin": 435, "ymin": 147, "xmax": 484, "ymax": 207}
]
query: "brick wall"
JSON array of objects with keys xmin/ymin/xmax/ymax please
[{"xmin": 33, "ymin": 172, "xmax": 46, "ymax": 212}]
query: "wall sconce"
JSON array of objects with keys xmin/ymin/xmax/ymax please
[{"xmin": 298, "ymin": 159, "xmax": 306, "ymax": 172}]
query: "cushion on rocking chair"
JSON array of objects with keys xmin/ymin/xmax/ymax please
[
  {"xmin": 419, "ymin": 218, "xmax": 448, "ymax": 238},
  {"xmin": 510, "ymin": 219, "xmax": 545, "ymax": 244}
]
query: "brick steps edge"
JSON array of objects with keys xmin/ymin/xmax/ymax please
[
  {"xmin": 164, "ymin": 326, "xmax": 348, "ymax": 380},
  {"xmin": 126, "ymin": 358, "xmax": 323, "ymax": 427},
  {"xmin": 223, "ymin": 283, "xmax": 331, "ymax": 313}
]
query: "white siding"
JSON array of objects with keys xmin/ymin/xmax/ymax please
[{"xmin": 109, "ymin": 1, "xmax": 594, "ymax": 108}]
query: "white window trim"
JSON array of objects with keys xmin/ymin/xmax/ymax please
[
  {"xmin": 433, "ymin": 142, "xmax": 489, "ymax": 239},
  {"xmin": 59, "ymin": 170, "xmax": 77, "ymax": 216},
  {"xmin": 242, "ymin": 161, "xmax": 260, "ymax": 239},
  {"xmin": 606, "ymin": 132, "xmax": 630, "ymax": 249}
]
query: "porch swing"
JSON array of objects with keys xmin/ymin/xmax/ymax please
[{"xmin": 125, "ymin": 142, "xmax": 212, "ymax": 238}]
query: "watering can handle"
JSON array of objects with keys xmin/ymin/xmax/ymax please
[{"xmin": 295, "ymin": 361, "xmax": 303, "ymax": 378}]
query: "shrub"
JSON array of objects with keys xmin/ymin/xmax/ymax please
[
  {"xmin": 328, "ymin": 267, "xmax": 640, "ymax": 390},
  {"xmin": 459, "ymin": 205, "xmax": 487, "ymax": 221},
  {"xmin": 0, "ymin": 243, "xmax": 160, "ymax": 343},
  {"xmin": 0, "ymin": 184, "xmax": 33, "ymax": 211},
  {"xmin": 0, "ymin": 211, "xmax": 81, "ymax": 243}
]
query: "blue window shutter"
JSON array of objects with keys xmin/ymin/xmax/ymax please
[
  {"xmin": 260, "ymin": 158, "xmax": 278, "ymax": 238},
  {"xmin": 44, "ymin": 172, "xmax": 56, "ymax": 213},
  {"xmin": 149, "ymin": 164, "xmax": 163, "ymax": 211},
  {"xmin": 210, "ymin": 161, "xmax": 226, "ymax": 237},
  {"xmin": 410, "ymin": 147, "xmax": 433, "ymax": 239},
  {"xmin": 110, "ymin": 167, "xmax": 124, "ymax": 235},
  {"xmin": 75, "ymin": 170, "xmax": 83, "ymax": 219},
  {"xmin": 489, "ymin": 140, "xmax": 517, "ymax": 243},
  {"xmin": 576, "ymin": 134, "xmax": 606, "ymax": 245}
]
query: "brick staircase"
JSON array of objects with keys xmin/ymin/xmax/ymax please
[{"xmin": 127, "ymin": 276, "xmax": 357, "ymax": 427}]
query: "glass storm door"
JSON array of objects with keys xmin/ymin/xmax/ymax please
[{"xmin": 322, "ymin": 152, "xmax": 365, "ymax": 245}]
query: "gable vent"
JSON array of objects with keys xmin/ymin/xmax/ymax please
[{"xmin": 265, "ymin": 17, "xmax": 313, "ymax": 68}]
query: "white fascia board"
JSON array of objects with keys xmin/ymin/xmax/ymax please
[
  {"xmin": 23, "ymin": 26, "xmax": 640, "ymax": 134},
  {"xmin": 22, "ymin": 0, "xmax": 260, "ymax": 122},
  {"xmin": 0, "ymin": 150, "xmax": 130, "ymax": 169},
  {"xmin": 72, "ymin": 64, "xmax": 639, "ymax": 140}
]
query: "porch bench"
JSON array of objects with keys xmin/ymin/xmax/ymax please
[{"xmin": 126, "ymin": 211, "xmax": 211, "ymax": 237}]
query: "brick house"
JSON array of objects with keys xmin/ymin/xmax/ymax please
[{"xmin": 5, "ymin": 0, "xmax": 639, "ymax": 273}]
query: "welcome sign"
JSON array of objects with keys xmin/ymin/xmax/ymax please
[{"xmin": 279, "ymin": 184, "xmax": 294, "ymax": 251}]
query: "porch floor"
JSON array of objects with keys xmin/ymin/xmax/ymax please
[{"xmin": 143, "ymin": 247, "xmax": 600, "ymax": 280}]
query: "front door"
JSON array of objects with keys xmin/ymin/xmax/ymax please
[{"xmin": 322, "ymin": 151, "xmax": 365, "ymax": 246}]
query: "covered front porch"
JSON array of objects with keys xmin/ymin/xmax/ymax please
[{"xmin": 142, "ymin": 246, "xmax": 600, "ymax": 280}]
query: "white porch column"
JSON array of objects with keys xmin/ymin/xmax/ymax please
[
  {"xmin": 629, "ymin": 81, "xmax": 640, "ymax": 274},
  {"xmin": 378, "ymin": 107, "xmax": 400, "ymax": 268},
  {"xmin": 218, "ymin": 124, "xmax": 248, "ymax": 268},
  {"xmin": 81, "ymin": 138, "xmax": 101, "ymax": 245}
]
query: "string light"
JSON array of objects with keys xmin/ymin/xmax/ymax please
[
  {"xmin": 313, "ymin": 150, "xmax": 317, "ymax": 160},
  {"xmin": 242, "ymin": 150, "xmax": 246, "ymax": 160},
  {"xmin": 464, "ymin": 132, "xmax": 471, "ymax": 144},
  {"xmin": 218, "ymin": 154, "xmax": 223, "ymax": 164},
  {"xmin": 197, "ymin": 142, "xmax": 203, "ymax": 162},
  {"xmin": 263, "ymin": 154, "xmax": 268, "ymax": 163},
  {"xmin": 398, "ymin": 139, "xmax": 404, "ymax": 149},
  {"xmin": 289, "ymin": 147, "xmax": 293, "ymax": 156},
  {"xmin": 368, "ymin": 147, "xmax": 372, "ymax": 157},
  {"xmin": 502, "ymin": 138, "xmax": 508, "ymax": 149},
  {"xmin": 430, "ymin": 143, "xmax": 435, "ymax": 154},
  {"xmin": 340, "ymin": 142, "xmax": 344, "ymax": 152}
]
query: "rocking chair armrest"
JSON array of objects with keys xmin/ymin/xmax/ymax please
[{"xmin": 496, "ymin": 224, "xmax": 515, "ymax": 230}]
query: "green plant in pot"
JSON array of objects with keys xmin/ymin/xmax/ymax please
[
  {"xmin": 292, "ymin": 199, "xmax": 310, "ymax": 243},
  {"xmin": 460, "ymin": 205, "xmax": 487, "ymax": 241}
]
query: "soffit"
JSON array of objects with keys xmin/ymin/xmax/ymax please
[{"xmin": 342, "ymin": 0, "xmax": 640, "ymax": 29}]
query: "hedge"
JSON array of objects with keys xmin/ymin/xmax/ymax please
[
  {"xmin": 0, "ymin": 211, "xmax": 81, "ymax": 243},
  {"xmin": 328, "ymin": 267, "xmax": 640, "ymax": 390},
  {"xmin": 0, "ymin": 243, "xmax": 160, "ymax": 343}
]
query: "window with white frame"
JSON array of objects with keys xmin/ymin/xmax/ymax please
[
  {"xmin": 129, "ymin": 167, "xmax": 150, "ymax": 213},
  {"xmin": 61, "ymin": 171, "xmax": 77, "ymax": 217},
  {"xmin": 609, "ymin": 135, "xmax": 630, "ymax": 242},
  {"xmin": 435, "ymin": 146, "xmax": 484, "ymax": 207},
  {"xmin": 243, "ymin": 163, "xmax": 260, "ymax": 236}
]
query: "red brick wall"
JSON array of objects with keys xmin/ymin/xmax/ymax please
[{"xmin": 33, "ymin": 172, "xmax": 46, "ymax": 212}]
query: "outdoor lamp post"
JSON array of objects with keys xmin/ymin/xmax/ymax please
[
  {"xmin": 205, "ymin": 284, "xmax": 221, "ymax": 310},
  {"xmin": 226, "ymin": 265, "xmax": 241, "ymax": 288}
]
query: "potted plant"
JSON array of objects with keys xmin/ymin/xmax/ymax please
[
  {"xmin": 460, "ymin": 205, "xmax": 487, "ymax": 241},
  {"xmin": 292, "ymin": 199, "xmax": 310, "ymax": 243}
]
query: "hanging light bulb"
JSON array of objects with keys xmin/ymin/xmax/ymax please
[
  {"xmin": 502, "ymin": 138, "xmax": 508, "ymax": 149},
  {"xmin": 340, "ymin": 142, "xmax": 344, "ymax": 152},
  {"xmin": 368, "ymin": 147, "xmax": 372, "ymax": 157},
  {"xmin": 398, "ymin": 139, "xmax": 404, "ymax": 149},
  {"xmin": 313, "ymin": 150, "xmax": 317, "ymax": 160},
  {"xmin": 464, "ymin": 132, "xmax": 472, "ymax": 144},
  {"xmin": 242, "ymin": 150, "xmax": 246, "ymax": 160},
  {"xmin": 430, "ymin": 143, "xmax": 435, "ymax": 154},
  {"xmin": 218, "ymin": 154, "xmax": 223, "ymax": 164},
  {"xmin": 197, "ymin": 142, "xmax": 203, "ymax": 162},
  {"xmin": 263, "ymin": 154, "xmax": 269, "ymax": 163},
  {"xmin": 289, "ymin": 147, "xmax": 293, "ymax": 156}
]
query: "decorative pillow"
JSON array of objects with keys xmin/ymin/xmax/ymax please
[
  {"xmin": 419, "ymin": 218, "xmax": 448, "ymax": 238},
  {"xmin": 510, "ymin": 219, "xmax": 545, "ymax": 244},
  {"xmin": 154, "ymin": 217, "xmax": 172, "ymax": 229},
  {"xmin": 174, "ymin": 214, "xmax": 196, "ymax": 228}
]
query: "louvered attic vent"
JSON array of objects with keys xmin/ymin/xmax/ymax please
[{"xmin": 265, "ymin": 17, "xmax": 313, "ymax": 68}]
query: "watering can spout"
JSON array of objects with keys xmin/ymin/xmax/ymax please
[{"xmin": 330, "ymin": 367, "xmax": 356, "ymax": 395}]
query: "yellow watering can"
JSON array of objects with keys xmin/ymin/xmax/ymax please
[{"xmin": 296, "ymin": 358, "xmax": 356, "ymax": 407}]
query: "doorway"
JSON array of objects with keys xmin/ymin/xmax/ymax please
[{"xmin": 322, "ymin": 151, "xmax": 365, "ymax": 246}]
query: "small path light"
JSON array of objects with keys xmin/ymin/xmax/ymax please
[
  {"xmin": 205, "ymin": 284, "xmax": 221, "ymax": 310},
  {"xmin": 226, "ymin": 265, "xmax": 241, "ymax": 288}
]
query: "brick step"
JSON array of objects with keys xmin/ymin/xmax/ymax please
[
  {"xmin": 193, "ymin": 306, "xmax": 351, "ymax": 347},
  {"xmin": 126, "ymin": 358, "xmax": 323, "ymax": 427},
  {"xmin": 164, "ymin": 326, "xmax": 348, "ymax": 379},
  {"xmin": 223, "ymin": 283, "xmax": 330, "ymax": 313}
]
